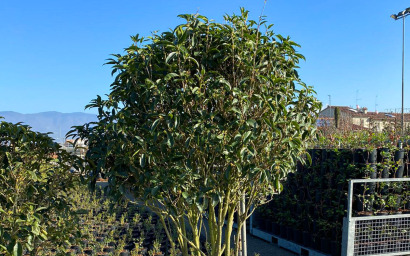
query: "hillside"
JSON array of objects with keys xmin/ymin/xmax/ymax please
[{"xmin": 0, "ymin": 111, "xmax": 97, "ymax": 142}]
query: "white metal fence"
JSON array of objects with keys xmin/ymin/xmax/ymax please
[{"xmin": 342, "ymin": 178, "xmax": 410, "ymax": 256}]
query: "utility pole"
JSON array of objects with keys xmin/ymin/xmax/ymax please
[{"xmin": 391, "ymin": 7, "xmax": 410, "ymax": 134}]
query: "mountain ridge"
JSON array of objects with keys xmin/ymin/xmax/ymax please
[{"xmin": 0, "ymin": 111, "xmax": 97, "ymax": 142}]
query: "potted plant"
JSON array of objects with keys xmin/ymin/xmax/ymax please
[
  {"xmin": 130, "ymin": 238, "xmax": 146, "ymax": 256},
  {"xmin": 375, "ymin": 194, "xmax": 388, "ymax": 215},
  {"xmin": 148, "ymin": 239, "xmax": 163, "ymax": 256},
  {"xmin": 387, "ymin": 194, "xmax": 402, "ymax": 214}
]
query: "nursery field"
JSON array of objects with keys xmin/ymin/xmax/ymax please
[
  {"xmin": 34, "ymin": 186, "xmax": 187, "ymax": 256},
  {"xmin": 253, "ymin": 142, "xmax": 410, "ymax": 256}
]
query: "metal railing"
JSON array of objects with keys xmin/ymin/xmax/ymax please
[{"xmin": 342, "ymin": 178, "xmax": 410, "ymax": 256}]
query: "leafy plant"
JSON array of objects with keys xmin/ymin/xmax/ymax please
[
  {"xmin": 131, "ymin": 237, "xmax": 144, "ymax": 256},
  {"xmin": 115, "ymin": 236, "xmax": 126, "ymax": 256},
  {"xmin": 0, "ymin": 120, "xmax": 82, "ymax": 255},
  {"xmin": 149, "ymin": 238, "xmax": 162, "ymax": 256},
  {"xmin": 71, "ymin": 8, "xmax": 321, "ymax": 256}
]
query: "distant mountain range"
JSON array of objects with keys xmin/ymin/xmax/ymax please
[{"xmin": 0, "ymin": 111, "xmax": 98, "ymax": 142}]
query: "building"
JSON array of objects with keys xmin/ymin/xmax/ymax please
[
  {"xmin": 318, "ymin": 106, "xmax": 410, "ymax": 132},
  {"xmin": 61, "ymin": 139, "xmax": 87, "ymax": 158}
]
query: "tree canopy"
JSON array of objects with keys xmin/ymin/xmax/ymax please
[{"xmin": 72, "ymin": 8, "xmax": 321, "ymax": 256}]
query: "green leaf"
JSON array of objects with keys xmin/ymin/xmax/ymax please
[
  {"xmin": 246, "ymin": 119, "xmax": 257, "ymax": 127},
  {"xmin": 224, "ymin": 165, "xmax": 231, "ymax": 181},
  {"xmin": 140, "ymin": 154, "xmax": 146, "ymax": 168},
  {"xmin": 240, "ymin": 147, "xmax": 247, "ymax": 161},
  {"xmin": 166, "ymin": 52, "xmax": 177, "ymax": 64},
  {"xmin": 243, "ymin": 131, "xmax": 252, "ymax": 143},
  {"xmin": 230, "ymin": 107, "xmax": 241, "ymax": 115},
  {"xmin": 151, "ymin": 119, "xmax": 160, "ymax": 132},
  {"xmin": 211, "ymin": 193, "xmax": 222, "ymax": 207},
  {"xmin": 13, "ymin": 242, "xmax": 22, "ymax": 256},
  {"xmin": 164, "ymin": 73, "xmax": 179, "ymax": 80},
  {"xmin": 306, "ymin": 151, "xmax": 312, "ymax": 165},
  {"xmin": 35, "ymin": 207, "xmax": 48, "ymax": 212},
  {"xmin": 184, "ymin": 137, "xmax": 191, "ymax": 148},
  {"xmin": 166, "ymin": 131, "xmax": 174, "ymax": 147}
]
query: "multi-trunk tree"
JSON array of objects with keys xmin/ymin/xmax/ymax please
[{"xmin": 72, "ymin": 8, "xmax": 321, "ymax": 256}]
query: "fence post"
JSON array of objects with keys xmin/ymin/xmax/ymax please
[{"xmin": 341, "ymin": 180, "xmax": 355, "ymax": 256}]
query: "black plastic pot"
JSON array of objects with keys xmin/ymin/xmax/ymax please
[
  {"xmin": 320, "ymin": 150, "xmax": 328, "ymax": 175},
  {"xmin": 312, "ymin": 237, "xmax": 321, "ymax": 251},
  {"xmin": 271, "ymin": 222, "xmax": 280, "ymax": 236},
  {"xmin": 394, "ymin": 163, "xmax": 404, "ymax": 178},
  {"xmin": 279, "ymin": 224, "xmax": 287, "ymax": 239},
  {"xmin": 378, "ymin": 148, "xmax": 390, "ymax": 162},
  {"xmin": 252, "ymin": 214, "xmax": 263, "ymax": 229},
  {"xmin": 286, "ymin": 226, "xmax": 294, "ymax": 241},
  {"xmin": 70, "ymin": 245, "xmax": 81, "ymax": 253},
  {"xmin": 312, "ymin": 221, "xmax": 321, "ymax": 233},
  {"xmin": 103, "ymin": 247, "xmax": 115, "ymax": 253},
  {"xmin": 381, "ymin": 167, "xmax": 389, "ymax": 178},
  {"xmin": 83, "ymin": 248, "xmax": 93, "ymax": 255},
  {"xmin": 368, "ymin": 165, "xmax": 377, "ymax": 193},
  {"xmin": 395, "ymin": 149, "xmax": 405, "ymax": 161},
  {"xmin": 65, "ymin": 249, "xmax": 77, "ymax": 256},
  {"xmin": 368, "ymin": 149, "xmax": 377, "ymax": 163},
  {"xmin": 353, "ymin": 149, "xmax": 366, "ymax": 164},
  {"xmin": 263, "ymin": 219, "xmax": 273, "ymax": 233},
  {"xmin": 320, "ymin": 238, "xmax": 331, "ymax": 254},
  {"xmin": 309, "ymin": 149, "xmax": 318, "ymax": 166},
  {"xmin": 119, "ymin": 251, "xmax": 130, "ymax": 256},
  {"xmin": 293, "ymin": 229, "xmax": 303, "ymax": 244},
  {"xmin": 302, "ymin": 231, "xmax": 312, "ymax": 247},
  {"xmin": 331, "ymin": 241, "xmax": 341, "ymax": 256}
]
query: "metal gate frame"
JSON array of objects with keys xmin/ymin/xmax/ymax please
[{"xmin": 342, "ymin": 178, "xmax": 410, "ymax": 256}]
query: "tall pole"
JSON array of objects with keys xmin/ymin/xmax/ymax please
[
  {"xmin": 391, "ymin": 8, "xmax": 410, "ymax": 134},
  {"xmin": 402, "ymin": 15, "xmax": 405, "ymax": 133}
]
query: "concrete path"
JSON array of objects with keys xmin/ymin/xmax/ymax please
[{"xmin": 246, "ymin": 234, "xmax": 297, "ymax": 256}]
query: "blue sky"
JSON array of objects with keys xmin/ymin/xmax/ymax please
[{"xmin": 0, "ymin": 1, "xmax": 409, "ymax": 114}]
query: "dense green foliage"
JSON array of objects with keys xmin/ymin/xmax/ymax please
[
  {"xmin": 315, "ymin": 129, "xmax": 410, "ymax": 150},
  {"xmin": 0, "ymin": 120, "xmax": 82, "ymax": 255},
  {"xmin": 72, "ymin": 9, "xmax": 321, "ymax": 256},
  {"xmin": 256, "ymin": 144, "xmax": 410, "ymax": 254}
]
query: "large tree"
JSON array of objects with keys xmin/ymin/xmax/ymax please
[{"xmin": 72, "ymin": 8, "xmax": 321, "ymax": 256}]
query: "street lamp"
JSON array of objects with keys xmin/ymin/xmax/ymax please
[{"xmin": 391, "ymin": 7, "xmax": 410, "ymax": 134}]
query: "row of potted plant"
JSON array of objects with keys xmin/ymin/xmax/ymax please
[
  {"xmin": 25, "ymin": 186, "xmax": 190, "ymax": 256},
  {"xmin": 253, "ymin": 145, "xmax": 410, "ymax": 256}
]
